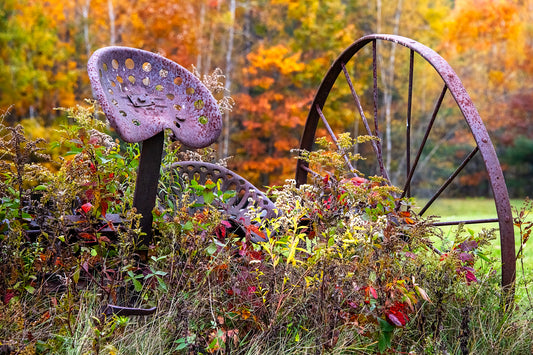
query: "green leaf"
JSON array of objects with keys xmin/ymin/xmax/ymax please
[
  {"xmin": 190, "ymin": 180, "xmax": 204, "ymax": 192},
  {"xmin": 378, "ymin": 317, "xmax": 395, "ymax": 332},
  {"xmin": 203, "ymin": 191, "xmax": 215, "ymax": 205},
  {"xmin": 478, "ymin": 252, "xmax": 491, "ymax": 262},
  {"xmin": 156, "ymin": 276, "xmax": 168, "ymax": 293},
  {"xmin": 182, "ymin": 221, "xmax": 194, "ymax": 231},
  {"xmin": 205, "ymin": 180, "xmax": 216, "ymax": 189},
  {"xmin": 132, "ymin": 278, "xmax": 143, "ymax": 292},
  {"xmin": 175, "ymin": 342, "xmax": 188, "ymax": 351},
  {"xmin": 25, "ymin": 285, "xmax": 35, "ymax": 294},
  {"xmin": 222, "ymin": 190, "xmax": 236, "ymax": 202},
  {"xmin": 208, "ymin": 336, "xmax": 219, "ymax": 350},
  {"xmin": 73, "ymin": 266, "xmax": 80, "ymax": 284},
  {"xmin": 378, "ymin": 331, "xmax": 392, "ymax": 352},
  {"xmin": 34, "ymin": 185, "xmax": 47, "ymax": 191},
  {"xmin": 328, "ymin": 237, "xmax": 335, "ymax": 247},
  {"xmin": 206, "ymin": 242, "xmax": 217, "ymax": 255}
]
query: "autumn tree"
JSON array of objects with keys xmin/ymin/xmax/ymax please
[{"xmin": 0, "ymin": 0, "xmax": 80, "ymax": 123}]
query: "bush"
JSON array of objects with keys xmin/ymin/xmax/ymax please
[{"xmin": 0, "ymin": 105, "xmax": 532, "ymax": 354}]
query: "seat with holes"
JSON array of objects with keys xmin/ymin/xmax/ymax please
[{"xmin": 87, "ymin": 47, "xmax": 276, "ymax": 248}]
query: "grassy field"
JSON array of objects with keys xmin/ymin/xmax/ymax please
[
  {"xmin": 413, "ymin": 197, "xmax": 533, "ymax": 288},
  {"xmin": 415, "ymin": 198, "xmax": 528, "ymax": 222}
]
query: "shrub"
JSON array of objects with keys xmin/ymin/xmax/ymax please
[{"xmin": 0, "ymin": 105, "xmax": 531, "ymax": 354}]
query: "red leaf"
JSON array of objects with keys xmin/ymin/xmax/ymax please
[
  {"xmin": 386, "ymin": 302, "xmax": 410, "ymax": 326},
  {"xmin": 248, "ymin": 250, "xmax": 263, "ymax": 261},
  {"xmin": 3, "ymin": 290, "xmax": 16, "ymax": 304},
  {"xmin": 245, "ymin": 224, "xmax": 265, "ymax": 240},
  {"xmin": 387, "ymin": 313, "xmax": 403, "ymax": 327},
  {"xmin": 81, "ymin": 202, "xmax": 93, "ymax": 213},
  {"xmin": 350, "ymin": 176, "xmax": 368, "ymax": 186},
  {"xmin": 465, "ymin": 270, "xmax": 478, "ymax": 284},
  {"xmin": 98, "ymin": 235, "xmax": 111, "ymax": 243},
  {"xmin": 100, "ymin": 200, "xmax": 108, "ymax": 217},
  {"xmin": 369, "ymin": 286, "xmax": 378, "ymax": 299},
  {"xmin": 80, "ymin": 232, "xmax": 97, "ymax": 242}
]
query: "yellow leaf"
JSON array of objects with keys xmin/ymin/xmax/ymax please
[{"xmin": 415, "ymin": 285, "xmax": 432, "ymax": 303}]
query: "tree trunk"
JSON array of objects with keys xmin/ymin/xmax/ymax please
[
  {"xmin": 222, "ymin": 0, "xmax": 236, "ymax": 158},
  {"xmin": 83, "ymin": 0, "xmax": 91, "ymax": 56},
  {"xmin": 376, "ymin": 0, "xmax": 402, "ymax": 184},
  {"xmin": 108, "ymin": 0, "xmax": 116, "ymax": 46},
  {"xmin": 196, "ymin": 1, "xmax": 206, "ymax": 74}
]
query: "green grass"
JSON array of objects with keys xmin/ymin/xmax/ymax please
[
  {"xmin": 414, "ymin": 198, "xmax": 533, "ymax": 295},
  {"xmin": 415, "ymin": 198, "xmax": 528, "ymax": 222},
  {"xmin": 413, "ymin": 197, "xmax": 529, "ymax": 241}
]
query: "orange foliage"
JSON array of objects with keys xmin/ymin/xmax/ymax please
[{"xmin": 3, "ymin": 0, "xmax": 533, "ymax": 187}]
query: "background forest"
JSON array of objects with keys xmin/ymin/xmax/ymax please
[
  {"xmin": 2, "ymin": 1, "xmax": 533, "ymax": 354},
  {"xmin": 1, "ymin": 0, "xmax": 532, "ymax": 197}
]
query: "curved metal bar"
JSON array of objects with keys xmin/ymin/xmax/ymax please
[
  {"xmin": 295, "ymin": 34, "xmax": 515, "ymax": 292},
  {"xmin": 162, "ymin": 161, "xmax": 277, "ymax": 242}
]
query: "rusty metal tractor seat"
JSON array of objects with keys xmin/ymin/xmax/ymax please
[{"xmin": 88, "ymin": 46, "xmax": 275, "ymax": 246}]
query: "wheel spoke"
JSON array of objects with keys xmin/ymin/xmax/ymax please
[
  {"xmin": 419, "ymin": 146, "xmax": 479, "ymax": 216},
  {"xmin": 300, "ymin": 164, "xmax": 322, "ymax": 179},
  {"xmin": 316, "ymin": 104, "xmax": 355, "ymax": 173},
  {"xmin": 401, "ymin": 84, "xmax": 448, "ymax": 199},
  {"xmin": 341, "ymin": 63, "xmax": 379, "ymax": 155},
  {"xmin": 372, "ymin": 40, "xmax": 390, "ymax": 182},
  {"xmin": 431, "ymin": 218, "xmax": 499, "ymax": 227}
]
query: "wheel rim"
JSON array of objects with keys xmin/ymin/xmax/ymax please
[{"xmin": 295, "ymin": 34, "xmax": 515, "ymax": 292}]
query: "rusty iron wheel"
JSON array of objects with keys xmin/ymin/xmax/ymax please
[{"xmin": 295, "ymin": 34, "xmax": 515, "ymax": 295}]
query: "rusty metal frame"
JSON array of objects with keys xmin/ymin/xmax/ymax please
[
  {"xmin": 295, "ymin": 34, "xmax": 515, "ymax": 294},
  {"xmin": 88, "ymin": 46, "xmax": 223, "ymax": 251},
  {"xmin": 162, "ymin": 161, "xmax": 277, "ymax": 242}
]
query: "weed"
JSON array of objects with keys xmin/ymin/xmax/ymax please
[{"xmin": 0, "ymin": 105, "xmax": 532, "ymax": 354}]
